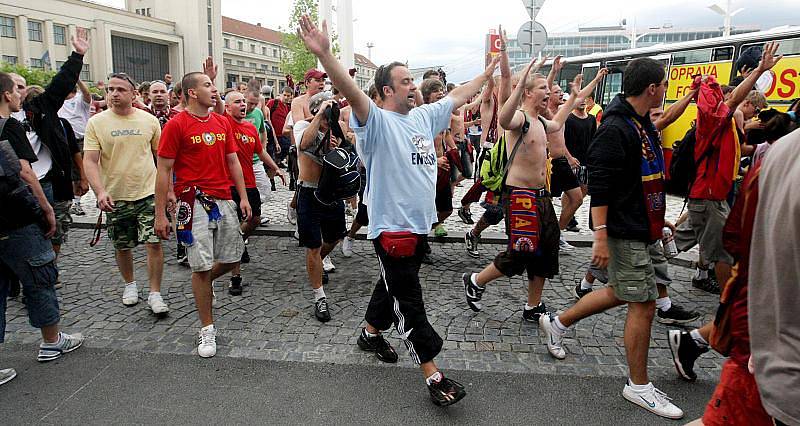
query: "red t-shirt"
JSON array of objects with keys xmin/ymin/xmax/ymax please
[
  {"xmin": 225, "ymin": 113, "xmax": 263, "ymax": 188},
  {"xmin": 158, "ymin": 110, "xmax": 238, "ymax": 199},
  {"xmin": 267, "ymin": 99, "xmax": 290, "ymax": 137}
]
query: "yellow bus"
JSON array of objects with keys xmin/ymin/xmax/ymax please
[{"xmin": 541, "ymin": 26, "xmax": 800, "ymax": 178}]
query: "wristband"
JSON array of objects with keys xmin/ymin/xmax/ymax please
[{"xmin": 593, "ymin": 224, "xmax": 607, "ymax": 231}]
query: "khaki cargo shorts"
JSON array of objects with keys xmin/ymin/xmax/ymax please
[{"xmin": 607, "ymin": 237, "xmax": 658, "ymax": 303}]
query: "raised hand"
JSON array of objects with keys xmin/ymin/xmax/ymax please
[
  {"xmin": 71, "ymin": 31, "xmax": 89, "ymax": 55},
  {"xmin": 757, "ymin": 41, "xmax": 782, "ymax": 71},
  {"xmin": 569, "ymin": 74, "xmax": 584, "ymax": 96},
  {"xmin": 482, "ymin": 55, "xmax": 500, "ymax": 79},
  {"xmin": 202, "ymin": 56, "xmax": 218, "ymax": 81},
  {"xmin": 552, "ymin": 55, "xmax": 564, "ymax": 74},
  {"xmin": 498, "ymin": 25, "xmax": 508, "ymax": 51},
  {"xmin": 297, "ymin": 14, "xmax": 331, "ymax": 57}
]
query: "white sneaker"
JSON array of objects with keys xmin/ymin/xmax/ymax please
[
  {"xmin": 197, "ymin": 325, "xmax": 217, "ymax": 358},
  {"xmin": 38, "ymin": 332, "xmax": 84, "ymax": 362},
  {"xmin": 322, "ymin": 256, "xmax": 336, "ymax": 273},
  {"xmin": 122, "ymin": 282, "xmax": 139, "ymax": 306},
  {"xmin": 287, "ymin": 201, "xmax": 297, "ymax": 225},
  {"xmin": 0, "ymin": 368, "xmax": 17, "ymax": 386},
  {"xmin": 539, "ymin": 314, "xmax": 566, "ymax": 359},
  {"xmin": 622, "ymin": 382, "xmax": 684, "ymax": 419},
  {"xmin": 147, "ymin": 292, "xmax": 169, "ymax": 315},
  {"xmin": 559, "ymin": 235, "xmax": 575, "ymax": 252},
  {"xmin": 341, "ymin": 236, "xmax": 354, "ymax": 257},
  {"xmin": 260, "ymin": 216, "xmax": 270, "ymax": 226}
]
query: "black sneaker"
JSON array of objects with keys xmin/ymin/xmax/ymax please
[
  {"xmin": 522, "ymin": 302, "xmax": 548, "ymax": 322},
  {"xmin": 357, "ymin": 329, "xmax": 398, "ymax": 363},
  {"xmin": 566, "ymin": 217, "xmax": 581, "ymax": 232},
  {"xmin": 314, "ymin": 297, "xmax": 331, "ymax": 322},
  {"xmin": 656, "ymin": 303, "xmax": 700, "ymax": 325},
  {"xmin": 241, "ymin": 247, "xmax": 250, "ymax": 264},
  {"xmin": 668, "ymin": 330, "xmax": 709, "ymax": 382},
  {"xmin": 692, "ymin": 277, "xmax": 721, "ymax": 294},
  {"xmin": 177, "ymin": 244, "xmax": 188, "ymax": 266},
  {"xmin": 572, "ymin": 283, "xmax": 592, "ymax": 299},
  {"xmin": 457, "ymin": 207, "xmax": 474, "ymax": 225},
  {"xmin": 289, "ymin": 180, "xmax": 296, "ymax": 191},
  {"xmin": 463, "ymin": 273, "xmax": 485, "ymax": 312},
  {"xmin": 427, "ymin": 374, "xmax": 467, "ymax": 407},
  {"xmin": 421, "ymin": 253, "xmax": 434, "ymax": 265},
  {"xmin": 270, "ymin": 180, "xmax": 277, "ymax": 192},
  {"xmin": 228, "ymin": 275, "xmax": 243, "ymax": 296},
  {"xmin": 322, "ymin": 270, "xmax": 329, "ymax": 285},
  {"xmin": 464, "ymin": 231, "xmax": 480, "ymax": 258}
]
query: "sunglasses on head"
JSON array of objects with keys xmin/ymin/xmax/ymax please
[{"xmin": 108, "ymin": 73, "xmax": 137, "ymax": 89}]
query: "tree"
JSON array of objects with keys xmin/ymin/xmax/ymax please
[
  {"xmin": 0, "ymin": 62, "xmax": 56, "ymax": 88},
  {"xmin": 280, "ymin": 0, "xmax": 339, "ymax": 85}
]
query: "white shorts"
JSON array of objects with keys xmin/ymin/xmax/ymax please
[
  {"xmin": 253, "ymin": 162, "xmax": 271, "ymax": 204},
  {"xmin": 186, "ymin": 199, "xmax": 244, "ymax": 272}
]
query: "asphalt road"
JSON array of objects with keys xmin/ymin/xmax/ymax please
[{"xmin": 1, "ymin": 345, "xmax": 716, "ymax": 425}]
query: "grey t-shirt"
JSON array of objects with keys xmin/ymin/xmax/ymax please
[{"xmin": 748, "ymin": 127, "xmax": 800, "ymax": 426}]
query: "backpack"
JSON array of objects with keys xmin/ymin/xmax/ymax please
[
  {"xmin": 0, "ymin": 118, "xmax": 43, "ymax": 231},
  {"xmin": 668, "ymin": 127, "xmax": 714, "ymax": 197},
  {"xmin": 480, "ymin": 113, "xmax": 543, "ymax": 192}
]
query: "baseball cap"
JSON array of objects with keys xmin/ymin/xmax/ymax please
[
  {"xmin": 309, "ymin": 91, "xmax": 334, "ymax": 114},
  {"xmin": 304, "ymin": 69, "xmax": 328, "ymax": 81}
]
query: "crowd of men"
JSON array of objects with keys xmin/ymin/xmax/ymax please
[{"xmin": 1, "ymin": 20, "xmax": 799, "ymax": 424}]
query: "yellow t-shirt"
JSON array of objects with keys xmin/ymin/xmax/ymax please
[{"xmin": 84, "ymin": 108, "xmax": 161, "ymax": 201}]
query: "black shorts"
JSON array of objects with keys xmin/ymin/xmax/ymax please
[
  {"xmin": 435, "ymin": 183, "xmax": 453, "ymax": 213},
  {"xmin": 493, "ymin": 188, "xmax": 560, "ymax": 279},
  {"xmin": 355, "ymin": 171, "xmax": 369, "ymax": 226},
  {"xmin": 230, "ymin": 187, "xmax": 262, "ymax": 218},
  {"xmin": 297, "ymin": 187, "xmax": 346, "ymax": 249},
  {"xmin": 550, "ymin": 156, "xmax": 580, "ymax": 197}
]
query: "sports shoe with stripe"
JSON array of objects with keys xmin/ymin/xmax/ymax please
[
  {"xmin": 622, "ymin": 381, "xmax": 684, "ymax": 419},
  {"xmin": 0, "ymin": 368, "xmax": 17, "ymax": 386},
  {"xmin": 539, "ymin": 314, "xmax": 566, "ymax": 359},
  {"xmin": 462, "ymin": 273, "xmax": 485, "ymax": 312},
  {"xmin": 427, "ymin": 372, "xmax": 467, "ymax": 407},
  {"xmin": 38, "ymin": 332, "xmax": 84, "ymax": 362}
]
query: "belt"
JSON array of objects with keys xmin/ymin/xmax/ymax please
[
  {"xmin": 509, "ymin": 186, "xmax": 550, "ymax": 198},
  {"xmin": 298, "ymin": 181, "xmax": 319, "ymax": 189}
]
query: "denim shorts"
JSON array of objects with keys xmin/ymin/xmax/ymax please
[{"xmin": 0, "ymin": 224, "xmax": 61, "ymax": 342}]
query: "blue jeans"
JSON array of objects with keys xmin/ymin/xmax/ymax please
[{"xmin": 0, "ymin": 224, "xmax": 60, "ymax": 342}]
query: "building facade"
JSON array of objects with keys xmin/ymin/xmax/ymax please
[
  {"xmin": 221, "ymin": 16, "xmax": 289, "ymax": 92},
  {"xmin": 353, "ymin": 53, "xmax": 376, "ymax": 91}
]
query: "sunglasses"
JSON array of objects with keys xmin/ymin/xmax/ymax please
[{"xmin": 107, "ymin": 73, "xmax": 137, "ymax": 89}]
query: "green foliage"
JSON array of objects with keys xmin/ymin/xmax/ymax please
[
  {"xmin": 0, "ymin": 62, "xmax": 56, "ymax": 87},
  {"xmin": 280, "ymin": 0, "xmax": 340, "ymax": 85}
]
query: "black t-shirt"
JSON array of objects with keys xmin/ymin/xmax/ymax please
[
  {"xmin": 565, "ymin": 113, "xmax": 596, "ymax": 164},
  {"xmin": 1, "ymin": 117, "xmax": 37, "ymax": 163}
]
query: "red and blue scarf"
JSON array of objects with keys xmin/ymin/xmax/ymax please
[{"xmin": 626, "ymin": 117, "xmax": 666, "ymax": 241}]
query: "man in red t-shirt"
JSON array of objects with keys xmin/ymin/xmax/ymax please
[
  {"xmin": 154, "ymin": 72, "xmax": 251, "ymax": 358},
  {"xmin": 267, "ymin": 86, "xmax": 293, "ymax": 165},
  {"xmin": 223, "ymin": 91, "xmax": 282, "ymax": 295}
]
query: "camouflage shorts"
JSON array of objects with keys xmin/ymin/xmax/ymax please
[
  {"xmin": 52, "ymin": 200, "xmax": 72, "ymax": 246},
  {"xmin": 106, "ymin": 195, "xmax": 160, "ymax": 250}
]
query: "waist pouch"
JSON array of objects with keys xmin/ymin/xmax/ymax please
[
  {"xmin": 315, "ymin": 147, "xmax": 361, "ymax": 205},
  {"xmin": 378, "ymin": 231, "xmax": 419, "ymax": 258},
  {"xmin": 507, "ymin": 188, "xmax": 541, "ymax": 254}
]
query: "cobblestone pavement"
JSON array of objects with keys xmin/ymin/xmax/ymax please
[
  {"xmin": 72, "ymin": 179, "xmax": 693, "ymax": 242},
  {"xmin": 4, "ymin": 228, "xmax": 723, "ymax": 381}
]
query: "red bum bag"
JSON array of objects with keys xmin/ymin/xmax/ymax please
[{"xmin": 378, "ymin": 231, "xmax": 419, "ymax": 258}]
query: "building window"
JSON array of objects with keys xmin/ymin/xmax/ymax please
[
  {"xmin": 28, "ymin": 20, "xmax": 43, "ymax": 42},
  {"xmin": 272, "ymin": 66, "xmax": 279, "ymax": 72},
  {"xmin": 273, "ymin": 48, "xmax": 278, "ymax": 57},
  {"xmin": 1, "ymin": 16, "xmax": 16, "ymax": 38},
  {"xmin": 224, "ymin": 38, "xmax": 229, "ymax": 48},
  {"xmin": 56, "ymin": 60, "xmax": 65, "ymax": 68},
  {"xmin": 251, "ymin": 62, "xmax": 257, "ymax": 69},
  {"xmin": 2, "ymin": 55, "xmax": 16, "ymax": 64},
  {"xmin": 261, "ymin": 64, "xmax": 267, "ymax": 71},
  {"xmin": 237, "ymin": 60, "xmax": 245, "ymax": 66},
  {"xmin": 237, "ymin": 41, "xmax": 243, "ymax": 50},
  {"xmin": 208, "ymin": 42, "xmax": 213, "ymax": 56},
  {"xmin": 80, "ymin": 64, "xmax": 90, "ymax": 80},
  {"xmin": 30, "ymin": 58, "xmax": 44, "ymax": 69},
  {"xmin": 262, "ymin": 46, "xmax": 266, "ymax": 55},
  {"xmin": 207, "ymin": 0, "xmax": 212, "ymax": 6},
  {"xmin": 250, "ymin": 44, "xmax": 255, "ymax": 53},
  {"xmin": 223, "ymin": 58, "xmax": 231, "ymax": 65},
  {"xmin": 53, "ymin": 24, "xmax": 66, "ymax": 45}
]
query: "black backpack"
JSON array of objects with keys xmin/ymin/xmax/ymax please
[{"xmin": 668, "ymin": 127, "xmax": 714, "ymax": 197}]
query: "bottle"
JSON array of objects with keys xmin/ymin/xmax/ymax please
[{"xmin": 662, "ymin": 226, "xmax": 678, "ymax": 258}]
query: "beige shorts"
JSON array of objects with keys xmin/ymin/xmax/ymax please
[
  {"xmin": 186, "ymin": 199, "xmax": 244, "ymax": 272},
  {"xmin": 607, "ymin": 237, "xmax": 658, "ymax": 303},
  {"xmin": 686, "ymin": 199, "xmax": 734, "ymax": 264}
]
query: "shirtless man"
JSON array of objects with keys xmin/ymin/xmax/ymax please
[
  {"xmin": 449, "ymin": 105, "xmax": 469, "ymax": 193},
  {"xmin": 541, "ymin": 57, "xmax": 608, "ymax": 252},
  {"xmin": 462, "ymin": 57, "xmax": 594, "ymax": 322},
  {"xmin": 291, "ymin": 69, "xmax": 327, "ymax": 123}
]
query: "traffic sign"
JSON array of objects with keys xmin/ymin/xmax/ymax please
[{"xmin": 516, "ymin": 21, "xmax": 547, "ymax": 57}]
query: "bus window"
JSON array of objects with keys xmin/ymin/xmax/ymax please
[
  {"xmin": 602, "ymin": 71, "xmax": 623, "ymax": 106},
  {"xmin": 776, "ymin": 38, "xmax": 800, "ymax": 55},
  {"xmin": 713, "ymin": 47, "xmax": 734, "ymax": 62},
  {"xmin": 558, "ymin": 63, "xmax": 582, "ymax": 89},
  {"xmin": 672, "ymin": 48, "xmax": 713, "ymax": 65}
]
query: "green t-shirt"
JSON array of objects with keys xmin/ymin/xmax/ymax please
[{"xmin": 245, "ymin": 108, "xmax": 266, "ymax": 163}]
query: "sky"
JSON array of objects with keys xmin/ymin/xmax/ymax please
[{"xmin": 95, "ymin": 0, "xmax": 798, "ymax": 82}]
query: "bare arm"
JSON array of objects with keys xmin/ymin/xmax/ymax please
[
  {"xmin": 226, "ymin": 152, "xmax": 251, "ymax": 220},
  {"xmin": 298, "ymin": 16, "xmax": 370, "ymax": 125},
  {"xmin": 82, "ymin": 150, "xmax": 111, "ymax": 209},
  {"xmin": 447, "ymin": 56, "xmax": 499, "ymax": 111},
  {"xmin": 725, "ymin": 41, "xmax": 782, "ymax": 110},
  {"xmin": 546, "ymin": 56, "xmax": 563, "ymax": 93},
  {"xmin": 77, "ymin": 79, "xmax": 91, "ymax": 104},
  {"xmin": 299, "ymin": 100, "xmax": 332, "ymax": 150},
  {"xmin": 154, "ymin": 156, "xmax": 175, "ymax": 239},
  {"xmin": 498, "ymin": 26, "xmax": 513, "ymax": 105},
  {"xmin": 655, "ymin": 87, "xmax": 699, "ymax": 131}
]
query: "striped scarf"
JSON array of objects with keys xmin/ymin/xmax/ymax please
[{"xmin": 626, "ymin": 117, "xmax": 666, "ymax": 241}]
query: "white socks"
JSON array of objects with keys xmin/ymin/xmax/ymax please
[
  {"xmin": 313, "ymin": 286, "xmax": 326, "ymax": 301},
  {"xmin": 690, "ymin": 328, "xmax": 709, "ymax": 348},
  {"xmin": 627, "ymin": 380, "xmax": 652, "ymax": 392},
  {"xmin": 655, "ymin": 297, "xmax": 672, "ymax": 312},
  {"xmin": 426, "ymin": 371, "xmax": 443, "ymax": 385},
  {"xmin": 552, "ymin": 316, "xmax": 568, "ymax": 335},
  {"xmin": 580, "ymin": 277, "xmax": 593, "ymax": 290},
  {"xmin": 470, "ymin": 273, "xmax": 485, "ymax": 288}
]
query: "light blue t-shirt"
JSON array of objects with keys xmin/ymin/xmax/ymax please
[{"xmin": 350, "ymin": 97, "xmax": 454, "ymax": 239}]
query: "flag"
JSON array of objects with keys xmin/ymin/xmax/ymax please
[{"xmin": 41, "ymin": 50, "xmax": 50, "ymax": 66}]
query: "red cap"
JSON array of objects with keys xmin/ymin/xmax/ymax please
[{"xmin": 304, "ymin": 69, "xmax": 327, "ymax": 81}]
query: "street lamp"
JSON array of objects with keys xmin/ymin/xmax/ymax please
[{"xmin": 708, "ymin": 0, "xmax": 744, "ymax": 37}]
